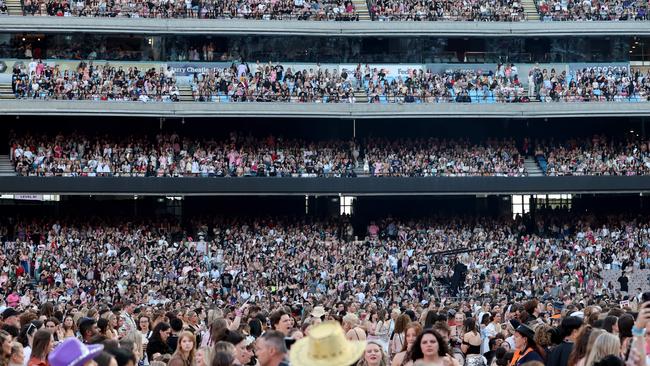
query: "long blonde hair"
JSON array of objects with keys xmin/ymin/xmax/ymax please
[
  {"xmin": 121, "ymin": 331, "xmax": 144, "ymax": 360},
  {"xmin": 196, "ymin": 346, "xmax": 213, "ymax": 366},
  {"xmin": 356, "ymin": 340, "xmax": 389, "ymax": 366},
  {"xmin": 173, "ymin": 331, "xmax": 197, "ymax": 364},
  {"xmin": 584, "ymin": 333, "xmax": 620, "ymax": 366}
]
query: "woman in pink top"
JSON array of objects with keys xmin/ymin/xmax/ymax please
[{"xmin": 36, "ymin": 61, "xmax": 45, "ymax": 77}]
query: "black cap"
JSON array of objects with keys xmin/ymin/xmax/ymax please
[
  {"xmin": 509, "ymin": 319, "xmax": 521, "ymax": 329},
  {"xmin": 515, "ymin": 324, "xmax": 536, "ymax": 341},
  {"xmin": 2, "ymin": 308, "xmax": 19, "ymax": 319}
]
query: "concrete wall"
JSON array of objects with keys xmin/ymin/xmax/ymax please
[
  {"xmin": 1, "ymin": 16, "xmax": 649, "ymax": 36},
  {"xmin": 0, "ymin": 99, "xmax": 648, "ymax": 118}
]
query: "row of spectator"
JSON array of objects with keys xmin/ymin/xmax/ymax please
[
  {"xmin": 537, "ymin": 0, "xmax": 649, "ymax": 21},
  {"xmin": 369, "ymin": 0, "xmax": 526, "ymax": 21},
  {"xmin": 20, "ymin": 0, "xmax": 358, "ymax": 20},
  {"xmin": 12, "ymin": 0, "xmax": 650, "ymax": 20},
  {"xmin": 11, "ymin": 60, "xmax": 179, "ymax": 101},
  {"xmin": 9, "ymin": 133, "xmax": 525, "ymax": 177},
  {"xmin": 8, "ymin": 132, "xmax": 650, "ymax": 177},
  {"xmin": 535, "ymin": 136, "xmax": 650, "ymax": 176},
  {"xmin": 13, "ymin": 61, "xmax": 650, "ymax": 104}
]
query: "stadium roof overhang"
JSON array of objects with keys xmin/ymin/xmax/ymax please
[
  {"xmin": 0, "ymin": 100, "xmax": 648, "ymax": 119},
  {"xmin": 0, "ymin": 176, "xmax": 649, "ymax": 195},
  {"xmin": 1, "ymin": 17, "xmax": 650, "ymax": 37}
]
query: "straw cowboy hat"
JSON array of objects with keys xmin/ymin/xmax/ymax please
[
  {"xmin": 311, "ymin": 306, "xmax": 327, "ymax": 318},
  {"xmin": 290, "ymin": 321, "xmax": 365, "ymax": 366}
]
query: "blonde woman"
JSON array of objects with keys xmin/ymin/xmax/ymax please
[
  {"xmin": 344, "ymin": 313, "xmax": 367, "ymax": 341},
  {"xmin": 9, "ymin": 342, "xmax": 24, "ymax": 366},
  {"xmin": 121, "ymin": 331, "xmax": 145, "ymax": 366},
  {"xmin": 584, "ymin": 333, "xmax": 620, "ymax": 366},
  {"xmin": 357, "ymin": 340, "xmax": 389, "ymax": 366},
  {"xmin": 168, "ymin": 331, "xmax": 196, "ymax": 366},
  {"xmin": 195, "ymin": 347, "xmax": 213, "ymax": 366}
]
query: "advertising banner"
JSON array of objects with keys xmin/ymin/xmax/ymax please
[
  {"xmin": 567, "ymin": 62, "xmax": 630, "ymax": 74},
  {"xmin": 340, "ymin": 63, "xmax": 423, "ymax": 80},
  {"xmin": 165, "ymin": 61, "xmax": 231, "ymax": 76}
]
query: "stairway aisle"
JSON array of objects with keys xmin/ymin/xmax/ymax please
[
  {"xmin": 353, "ymin": 90, "xmax": 368, "ymax": 103},
  {"xmin": 0, "ymin": 83, "xmax": 15, "ymax": 100},
  {"xmin": 520, "ymin": 0, "xmax": 540, "ymax": 20},
  {"xmin": 179, "ymin": 85, "xmax": 194, "ymax": 102},
  {"xmin": 0, "ymin": 155, "xmax": 16, "ymax": 177},
  {"xmin": 350, "ymin": 0, "xmax": 371, "ymax": 20},
  {"xmin": 524, "ymin": 157, "xmax": 544, "ymax": 176},
  {"xmin": 6, "ymin": 0, "xmax": 23, "ymax": 15}
]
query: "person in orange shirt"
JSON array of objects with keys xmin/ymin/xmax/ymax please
[
  {"xmin": 509, "ymin": 325, "xmax": 544, "ymax": 366},
  {"xmin": 27, "ymin": 330, "xmax": 54, "ymax": 366}
]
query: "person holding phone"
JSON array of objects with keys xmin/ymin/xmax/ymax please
[{"xmin": 626, "ymin": 300, "xmax": 650, "ymax": 366}]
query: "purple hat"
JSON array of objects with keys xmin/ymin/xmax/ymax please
[{"xmin": 48, "ymin": 338, "xmax": 103, "ymax": 366}]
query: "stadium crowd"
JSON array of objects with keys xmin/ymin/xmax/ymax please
[
  {"xmin": 534, "ymin": 136, "xmax": 650, "ymax": 176},
  {"xmin": 189, "ymin": 63, "xmax": 356, "ymax": 103},
  {"xmin": 7, "ymin": 132, "xmax": 529, "ymax": 177},
  {"xmin": 20, "ymin": 0, "xmax": 357, "ymax": 20},
  {"xmin": 536, "ymin": 0, "xmax": 650, "ymax": 21},
  {"xmin": 11, "ymin": 131, "xmax": 650, "ymax": 177},
  {"xmin": 9, "ymin": 61, "xmax": 650, "ymax": 104},
  {"xmin": 528, "ymin": 66, "xmax": 650, "ymax": 103},
  {"xmin": 366, "ymin": 64, "xmax": 528, "ymax": 103},
  {"xmin": 368, "ymin": 0, "xmax": 526, "ymax": 21},
  {"xmin": 368, "ymin": 65, "xmax": 648, "ymax": 103},
  {"xmin": 0, "ymin": 211, "xmax": 649, "ymax": 366},
  {"xmin": 11, "ymin": 61, "xmax": 179, "ymax": 102}
]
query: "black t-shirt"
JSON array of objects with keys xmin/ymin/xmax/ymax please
[
  {"xmin": 619, "ymin": 276, "xmax": 629, "ymax": 292},
  {"xmin": 167, "ymin": 335, "xmax": 179, "ymax": 353},
  {"xmin": 545, "ymin": 341, "xmax": 573, "ymax": 366},
  {"xmin": 222, "ymin": 273, "xmax": 234, "ymax": 288}
]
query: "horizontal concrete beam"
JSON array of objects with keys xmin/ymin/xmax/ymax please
[
  {"xmin": 1, "ymin": 176, "xmax": 650, "ymax": 195},
  {"xmin": 0, "ymin": 100, "xmax": 647, "ymax": 118},
  {"xmin": 1, "ymin": 16, "xmax": 649, "ymax": 36}
]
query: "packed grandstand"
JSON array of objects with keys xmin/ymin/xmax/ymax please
[
  {"xmin": 8, "ymin": 61, "xmax": 650, "ymax": 103},
  {"xmin": 2, "ymin": 1, "xmax": 650, "ymax": 366},
  {"xmin": 5, "ymin": 0, "xmax": 650, "ymax": 20}
]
